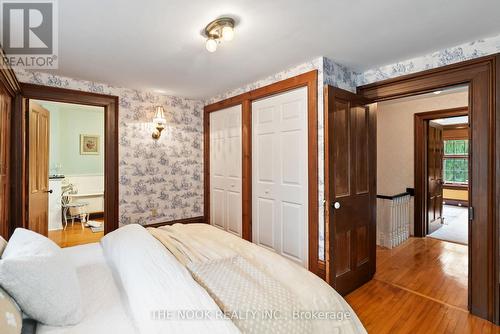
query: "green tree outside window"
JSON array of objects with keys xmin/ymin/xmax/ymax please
[{"xmin": 443, "ymin": 140, "xmax": 469, "ymax": 184}]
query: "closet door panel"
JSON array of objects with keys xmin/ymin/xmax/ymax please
[
  {"xmin": 212, "ymin": 189, "xmax": 225, "ymax": 229},
  {"xmin": 252, "ymin": 87, "xmax": 308, "ymax": 267},
  {"xmin": 226, "ymin": 190, "xmax": 241, "ymax": 236},
  {"xmin": 224, "ymin": 106, "xmax": 242, "ymax": 236},
  {"xmin": 210, "ymin": 111, "xmax": 226, "ymax": 229},
  {"xmin": 281, "ymin": 201, "xmax": 302, "ymax": 261},
  {"xmin": 257, "ymin": 134, "xmax": 274, "ymax": 182},
  {"xmin": 209, "ymin": 105, "xmax": 242, "ymax": 236},
  {"xmin": 278, "ymin": 89, "xmax": 308, "ymax": 266},
  {"xmin": 256, "ymin": 198, "xmax": 275, "ymax": 250},
  {"xmin": 253, "ymin": 103, "xmax": 278, "ymax": 251}
]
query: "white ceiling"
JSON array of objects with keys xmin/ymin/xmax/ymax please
[
  {"xmin": 46, "ymin": 0, "xmax": 500, "ymax": 99},
  {"xmin": 433, "ymin": 116, "xmax": 469, "ymax": 125}
]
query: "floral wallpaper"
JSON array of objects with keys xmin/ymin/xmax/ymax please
[
  {"xmin": 14, "ymin": 69, "xmax": 205, "ymax": 226},
  {"xmin": 323, "ymin": 57, "xmax": 359, "ymax": 93},
  {"xmin": 359, "ymin": 33, "xmax": 500, "ymax": 85}
]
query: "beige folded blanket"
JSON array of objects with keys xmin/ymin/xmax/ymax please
[
  {"xmin": 148, "ymin": 226, "xmax": 310, "ymax": 333},
  {"xmin": 189, "ymin": 256, "xmax": 311, "ymax": 333},
  {"xmin": 148, "ymin": 224, "xmax": 366, "ymax": 334}
]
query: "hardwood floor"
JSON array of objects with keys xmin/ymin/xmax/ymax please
[
  {"xmin": 48, "ymin": 220, "xmax": 104, "ymax": 247},
  {"xmin": 346, "ymin": 237, "xmax": 500, "ymax": 333}
]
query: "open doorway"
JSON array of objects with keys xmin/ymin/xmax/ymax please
[
  {"xmin": 426, "ymin": 115, "xmax": 469, "ymax": 245},
  {"xmin": 28, "ymin": 100, "xmax": 105, "ymax": 247},
  {"xmin": 374, "ymin": 85, "xmax": 470, "ymax": 311},
  {"xmin": 339, "ymin": 56, "xmax": 498, "ymax": 326}
]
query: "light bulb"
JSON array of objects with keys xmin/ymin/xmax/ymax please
[
  {"xmin": 222, "ymin": 26, "xmax": 234, "ymax": 41},
  {"xmin": 206, "ymin": 38, "xmax": 217, "ymax": 52}
]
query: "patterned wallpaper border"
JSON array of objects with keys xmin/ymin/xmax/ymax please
[{"xmin": 358, "ymin": 33, "xmax": 500, "ymax": 85}]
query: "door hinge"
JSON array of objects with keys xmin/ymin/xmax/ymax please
[{"xmin": 469, "ymin": 207, "xmax": 474, "ymax": 221}]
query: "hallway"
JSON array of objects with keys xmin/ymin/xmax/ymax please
[{"xmin": 346, "ymin": 238, "xmax": 499, "ymax": 333}]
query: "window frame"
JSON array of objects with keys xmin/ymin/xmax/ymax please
[{"xmin": 443, "ymin": 138, "xmax": 469, "ymax": 186}]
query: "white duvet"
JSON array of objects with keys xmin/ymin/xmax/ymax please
[{"xmin": 100, "ymin": 224, "xmax": 239, "ymax": 334}]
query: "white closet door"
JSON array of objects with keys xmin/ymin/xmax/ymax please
[
  {"xmin": 252, "ymin": 87, "xmax": 308, "ymax": 268},
  {"xmin": 209, "ymin": 105, "xmax": 242, "ymax": 237}
]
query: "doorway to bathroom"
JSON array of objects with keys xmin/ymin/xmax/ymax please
[
  {"xmin": 29, "ymin": 99, "xmax": 106, "ymax": 247},
  {"xmin": 10, "ymin": 83, "xmax": 119, "ymax": 247}
]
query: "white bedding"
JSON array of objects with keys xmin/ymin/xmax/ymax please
[
  {"xmin": 37, "ymin": 243, "xmax": 138, "ymax": 334},
  {"xmin": 100, "ymin": 224, "xmax": 239, "ymax": 334},
  {"xmin": 35, "ymin": 224, "xmax": 365, "ymax": 334}
]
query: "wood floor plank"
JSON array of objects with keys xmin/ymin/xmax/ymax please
[
  {"xmin": 48, "ymin": 220, "xmax": 104, "ymax": 247},
  {"xmin": 345, "ymin": 237, "xmax": 499, "ymax": 333}
]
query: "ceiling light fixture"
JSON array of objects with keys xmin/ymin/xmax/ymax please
[{"xmin": 204, "ymin": 17, "xmax": 235, "ymax": 52}]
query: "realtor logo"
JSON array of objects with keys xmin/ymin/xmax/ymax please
[{"xmin": 0, "ymin": 0, "xmax": 58, "ymax": 68}]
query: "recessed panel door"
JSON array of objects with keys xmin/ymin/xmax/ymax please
[
  {"xmin": 252, "ymin": 87, "xmax": 308, "ymax": 268},
  {"xmin": 28, "ymin": 102, "xmax": 50, "ymax": 237},
  {"xmin": 209, "ymin": 105, "xmax": 242, "ymax": 237},
  {"xmin": 427, "ymin": 121, "xmax": 444, "ymax": 234},
  {"xmin": 325, "ymin": 86, "xmax": 376, "ymax": 295}
]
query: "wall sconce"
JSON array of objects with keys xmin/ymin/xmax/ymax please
[{"xmin": 152, "ymin": 106, "xmax": 166, "ymax": 140}]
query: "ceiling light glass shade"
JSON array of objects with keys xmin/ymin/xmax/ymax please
[
  {"xmin": 222, "ymin": 26, "xmax": 234, "ymax": 41},
  {"xmin": 153, "ymin": 106, "xmax": 166, "ymax": 124},
  {"xmin": 206, "ymin": 38, "xmax": 217, "ymax": 52}
]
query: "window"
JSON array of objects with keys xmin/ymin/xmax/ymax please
[{"xmin": 443, "ymin": 139, "xmax": 468, "ymax": 184}]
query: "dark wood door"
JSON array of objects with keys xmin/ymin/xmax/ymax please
[
  {"xmin": 325, "ymin": 86, "xmax": 376, "ymax": 295},
  {"xmin": 28, "ymin": 102, "xmax": 50, "ymax": 236},
  {"xmin": 427, "ymin": 121, "xmax": 444, "ymax": 234},
  {"xmin": 0, "ymin": 85, "xmax": 11, "ymax": 239}
]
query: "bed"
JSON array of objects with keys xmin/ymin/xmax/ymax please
[{"xmin": 9, "ymin": 224, "xmax": 366, "ymax": 334}]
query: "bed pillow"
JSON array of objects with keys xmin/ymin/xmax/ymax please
[
  {"xmin": 0, "ymin": 228, "xmax": 83, "ymax": 326},
  {"xmin": 0, "ymin": 286, "xmax": 22, "ymax": 334},
  {"xmin": 1, "ymin": 229, "xmax": 58, "ymax": 259}
]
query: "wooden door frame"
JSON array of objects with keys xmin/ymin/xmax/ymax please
[
  {"xmin": 0, "ymin": 48, "xmax": 20, "ymax": 238},
  {"xmin": 414, "ymin": 107, "xmax": 469, "ymax": 237},
  {"xmin": 358, "ymin": 54, "xmax": 499, "ymax": 324},
  {"xmin": 11, "ymin": 83, "xmax": 119, "ymax": 235},
  {"xmin": 204, "ymin": 70, "xmax": 319, "ymax": 274}
]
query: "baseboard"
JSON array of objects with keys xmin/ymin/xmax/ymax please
[
  {"xmin": 144, "ymin": 216, "xmax": 206, "ymax": 228},
  {"xmin": 443, "ymin": 199, "xmax": 468, "ymax": 207},
  {"xmin": 89, "ymin": 212, "xmax": 104, "ymax": 220}
]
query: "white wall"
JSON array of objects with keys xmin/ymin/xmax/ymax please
[
  {"xmin": 40, "ymin": 101, "xmax": 105, "ymax": 176},
  {"xmin": 377, "ymin": 90, "xmax": 468, "ymax": 195},
  {"xmin": 377, "ymin": 89, "xmax": 468, "ymax": 235}
]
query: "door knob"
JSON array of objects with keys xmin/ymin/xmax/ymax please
[
  {"xmin": 332, "ymin": 201, "xmax": 341, "ymax": 209},
  {"xmin": 45, "ymin": 189, "xmax": 53, "ymax": 194}
]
